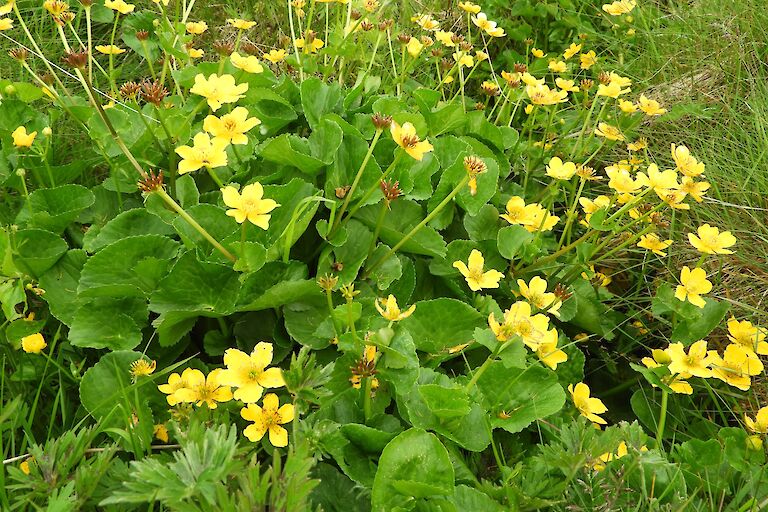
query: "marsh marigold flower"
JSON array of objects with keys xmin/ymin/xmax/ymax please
[
  {"xmin": 555, "ymin": 78, "xmax": 579, "ymax": 93},
  {"xmin": 688, "ymin": 224, "xmax": 736, "ymax": 255},
  {"xmin": 602, "ymin": 0, "xmax": 636, "ymax": 16},
  {"xmin": 406, "ymin": 37, "xmax": 423, "ymax": 57},
  {"xmin": 0, "ymin": 17, "xmax": 13, "ymax": 30},
  {"xmin": 671, "ymin": 144, "xmax": 705, "ymax": 177},
  {"xmin": 453, "ymin": 249, "xmax": 504, "ymax": 291},
  {"xmin": 204, "ymin": 106, "xmax": 261, "ymax": 145},
  {"xmin": 727, "ymin": 318, "xmax": 768, "ymax": 355},
  {"xmin": 745, "ymin": 406, "xmax": 768, "ymax": 434},
  {"xmin": 264, "ymin": 49, "xmax": 287, "ymax": 64},
  {"xmin": 677, "ymin": 176, "xmax": 710, "ymax": 202},
  {"xmin": 95, "ymin": 45, "xmax": 126, "ymax": 55},
  {"xmin": 526, "ymin": 83, "xmax": 568, "ymax": 105},
  {"xmin": 580, "ymin": 50, "xmax": 597, "ymax": 69},
  {"xmin": 174, "ymin": 369, "xmax": 233, "ymax": 408},
  {"xmin": 458, "ymin": 1, "xmax": 481, "ymax": 13},
  {"xmin": 563, "ymin": 42, "xmax": 582, "ymax": 60},
  {"xmin": 130, "ymin": 358, "xmax": 156, "ymax": 381},
  {"xmin": 158, "ymin": 368, "xmax": 196, "ymax": 405},
  {"xmin": 518, "ymin": 276, "xmax": 562, "ymax": 317},
  {"xmin": 21, "ymin": 333, "xmax": 46, "ymax": 353},
  {"xmin": 674, "ymin": 266, "xmax": 712, "ymax": 308},
  {"xmin": 219, "ymin": 343, "xmax": 285, "ymax": 403},
  {"xmin": 190, "ymin": 73, "xmax": 248, "ymax": 112},
  {"xmin": 153, "ymin": 424, "xmax": 169, "ymax": 443},
  {"xmin": 619, "ymin": 99, "xmax": 638, "ymax": 113},
  {"xmin": 296, "ymin": 35, "xmax": 324, "ymax": 53},
  {"xmin": 0, "ymin": 0, "xmax": 13, "ymax": 16},
  {"xmin": 536, "ymin": 328, "xmax": 568, "ymax": 370},
  {"xmin": 390, "ymin": 121, "xmax": 433, "ymax": 161},
  {"xmin": 175, "ymin": 132, "xmax": 228, "ymax": 174},
  {"xmin": 453, "ymin": 50, "xmax": 474, "ymax": 68},
  {"xmin": 638, "ymin": 94, "xmax": 667, "ymax": 116},
  {"xmin": 594, "ymin": 122, "xmax": 625, "ymax": 141},
  {"xmin": 637, "ymin": 233, "xmax": 672, "ymax": 256},
  {"xmin": 185, "ymin": 21, "xmax": 208, "ymax": 34},
  {"xmin": 546, "ymin": 156, "xmax": 578, "ymax": 180},
  {"xmin": 222, "ymin": 182, "xmax": 279, "ymax": 228},
  {"xmin": 665, "ymin": 341, "xmax": 714, "ymax": 378},
  {"xmin": 241, "ymin": 393, "xmax": 294, "ymax": 447},
  {"xmin": 709, "ymin": 344, "xmax": 763, "ymax": 391},
  {"xmin": 227, "ymin": 18, "xmax": 256, "ymax": 30},
  {"xmin": 489, "ymin": 301, "xmax": 550, "ymax": 349},
  {"xmin": 568, "ymin": 382, "xmax": 607, "ymax": 424},
  {"xmin": 12, "ymin": 126, "xmax": 36, "ymax": 148},
  {"xmin": 548, "ymin": 60, "xmax": 567, "ymax": 73},
  {"xmin": 376, "ymin": 294, "xmax": 415, "ymax": 321},
  {"xmin": 597, "ymin": 81, "xmax": 630, "ymax": 98},
  {"xmin": 104, "ymin": 0, "xmax": 134, "ymax": 14},
  {"xmin": 606, "ymin": 167, "xmax": 640, "ymax": 194},
  {"xmin": 636, "ymin": 163, "xmax": 678, "ymax": 196},
  {"xmin": 230, "ymin": 51, "xmax": 263, "ymax": 73}
]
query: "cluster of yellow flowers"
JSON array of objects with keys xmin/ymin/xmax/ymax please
[
  {"xmin": 643, "ymin": 318, "xmax": 766, "ymax": 392},
  {"xmin": 156, "ymin": 343, "xmax": 295, "ymax": 447}
]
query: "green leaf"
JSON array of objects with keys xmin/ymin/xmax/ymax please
[
  {"xmin": 478, "ymin": 362, "xmax": 566, "ymax": 434},
  {"xmin": 69, "ymin": 304, "xmax": 142, "ymax": 350},
  {"xmin": 356, "ymin": 199, "xmax": 446, "ymax": 258},
  {"xmin": 371, "ymin": 429, "xmax": 454, "ymax": 511},
  {"xmin": 258, "ymin": 134, "xmax": 327, "ymax": 175},
  {"xmin": 671, "ymin": 299, "xmax": 729, "ymax": 345},
  {"xmin": 464, "ymin": 204, "xmax": 502, "ymax": 242},
  {"xmin": 497, "ymin": 225, "xmax": 534, "ymax": 261},
  {"xmin": 301, "ymin": 77, "xmax": 342, "ymax": 130},
  {"xmin": 232, "ymin": 242, "xmax": 267, "ymax": 273},
  {"xmin": 0, "ymin": 278, "xmax": 24, "ymax": 322},
  {"xmin": 176, "ymin": 174, "xmax": 200, "ymax": 208},
  {"xmin": 11, "ymin": 229, "xmax": 68, "ymax": 277},
  {"xmin": 365, "ymin": 245, "xmax": 403, "ymax": 290},
  {"xmin": 418, "ymin": 384, "xmax": 471, "ymax": 419},
  {"xmin": 18, "ymin": 185, "xmax": 95, "ymax": 234},
  {"xmin": 172, "ymin": 204, "xmax": 238, "ymax": 260},
  {"xmin": 82, "ymin": 209, "xmax": 174, "ymax": 253},
  {"xmin": 38, "ymin": 249, "xmax": 87, "ymax": 325},
  {"xmin": 78, "ymin": 235, "xmax": 180, "ymax": 299},
  {"xmin": 401, "ymin": 298, "xmax": 484, "ymax": 353}
]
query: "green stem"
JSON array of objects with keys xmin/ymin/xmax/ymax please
[
  {"xmin": 341, "ymin": 151, "xmax": 404, "ymax": 228},
  {"xmin": 571, "ymin": 96, "xmax": 600, "ymax": 159},
  {"xmin": 325, "ymin": 287, "xmax": 341, "ymax": 337},
  {"xmin": 206, "ymin": 167, "xmax": 225, "ymax": 189},
  {"xmin": 155, "ymin": 189, "xmax": 236, "ymax": 262},
  {"xmin": 332, "ymin": 128, "xmax": 383, "ymax": 233},
  {"xmin": 557, "ymin": 178, "xmax": 586, "ymax": 249},
  {"xmin": 656, "ymin": 390, "xmax": 669, "ymax": 448},
  {"xmin": 368, "ymin": 200, "xmax": 388, "ymax": 259},
  {"xmin": 363, "ymin": 377, "xmax": 373, "ymax": 423}
]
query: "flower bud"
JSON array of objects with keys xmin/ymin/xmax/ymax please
[{"xmin": 42, "ymin": 127, "xmax": 52, "ymax": 136}]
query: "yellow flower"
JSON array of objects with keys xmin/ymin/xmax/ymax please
[
  {"xmin": 637, "ymin": 94, "xmax": 666, "ymax": 116},
  {"xmin": 230, "ymin": 51, "xmax": 263, "ymax": 73},
  {"xmin": 555, "ymin": 78, "xmax": 580, "ymax": 93},
  {"xmin": 665, "ymin": 341, "xmax": 714, "ymax": 378},
  {"xmin": 190, "ymin": 73, "xmax": 248, "ymax": 112},
  {"xmin": 531, "ymin": 47, "xmax": 545, "ymax": 58},
  {"xmin": 489, "ymin": 301, "xmax": 550, "ymax": 349},
  {"xmin": 406, "ymin": 37, "xmax": 423, "ymax": 57},
  {"xmin": 671, "ymin": 144, "xmax": 705, "ymax": 177},
  {"xmin": 453, "ymin": 249, "xmax": 504, "ymax": 292},
  {"xmin": 222, "ymin": 183, "xmax": 279, "ymax": 228},
  {"xmin": 187, "ymin": 47, "xmax": 204, "ymax": 59},
  {"xmin": 185, "ymin": 21, "xmax": 208, "ymax": 35},
  {"xmin": 12, "ymin": 126, "xmax": 37, "ymax": 148},
  {"xmin": 219, "ymin": 343, "xmax": 285, "ymax": 403},
  {"xmin": 241, "ymin": 394, "xmax": 295, "ymax": 447},
  {"xmin": 390, "ymin": 121, "xmax": 433, "ymax": 161},
  {"xmin": 264, "ymin": 49, "xmax": 287, "ymax": 64},
  {"xmin": 597, "ymin": 82, "xmax": 631, "ymax": 98},
  {"xmin": 475, "ymin": 50, "xmax": 488, "ymax": 61},
  {"xmin": 95, "ymin": 45, "xmax": 126, "ymax": 55},
  {"xmin": 709, "ymin": 344, "xmax": 764, "ymax": 391},
  {"xmin": 521, "ymin": 72, "xmax": 544, "ymax": 86},
  {"xmin": 687, "ymin": 224, "xmax": 736, "ymax": 255},
  {"xmin": 376, "ymin": 294, "xmax": 416, "ymax": 321},
  {"xmin": 153, "ymin": 424, "xmax": 169, "ymax": 443},
  {"xmin": 518, "ymin": 276, "xmax": 561, "ymax": 317},
  {"xmin": 563, "ymin": 43, "xmax": 582, "ymax": 60},
  {"xmin": 458, "ymin": 1, "xmax": 481, "ymax": 14},
  {"xmin": 608, "ymin": 72, "xmax": 632, "ymax": 87},
  {"xmin": 175, "ymin": 132, "xmax": 229, "ymax": 174},
  {"xmin": 227, "ymin": 18, "xmax": 256, "ymax": 30},
  {"xmin": 727, "ymin": 318, "xmax": 768, "ymax": 355},
  {"xmin": 436, "ymin": 30, "xmax": 455, "ymax": 47},
  {"xmin": 204, "ymin": 107, "xmax": 261, "ymax": 145},
  {"xmin": 580, "ymin": 50, "xmax": 597, "ymax": 69},
  {"xmin": 635, "ymin": 163, "xmax": 678, "ymax": 196},
  {"xmin": 129, "ymin": 358, "xmax": 156, "ymax": 381},
  {"xmin": 594, "ymin": 122, "xmax": 625, "ymax": 141},
  {"xmin": 526, "ymin": 83, "xmax": 568, "ymax": 105},
  {"xmin": 104, "ymin": 0, "xmax": 134, "ymax": 14},
  {"xmin": 0, "ymin": 17, "xmax": 13, "ymax": 30},
  {"xmin": 568, "ymin": 382, "xmax": 607, "ymax": 424},
  {"xmin": 19, "ymin": 458, "xmax": 33, "ymax": 475},
  {"xmin": 674, "ymin": 266, "xmax": 712, "ymax": 308},
  {"xmin": 296, "ymin": 36, "xmax": 324, "ymax": 53},
  {"xmin": 677, "ymin": 176, "xmax": 709, "ymax": 202},
  {"xmin": 174, "ymin": 369, "xmax": 233, "ymax": 408},
  {"xmin": 579, "ymin": 195, "xmax": 611, "ymax": 225},
  {"xmin": 745, "ymin": 406, "xmax": 768, "ymax": 434},
  {"xmin": 546, "ymin": 156, "xmax": 578, "ymax": 180},
  {"xmin": 627, "ymin": 138, "xmax": 648, "ymax": 151},
  {"xmin": 0, "ymin": 0, "xmax": 14, "ymax": 16},
  {"xmin": 453, "ymin": 50, "xmax": 474, "ymax": 68},
  {"xmin": 606, "ymin": 167, "xmax": 639, "ymax": 194},
  {"xmin": 500, "ymin": 196, "xmax": 559, "ymax": 232},
  {"xmin": 158, "ymin": 368, "xmax": 195, "ymax": 405},
  {"xmin": 151, "ymin": 0, "xmax": 170, "ymax": 5},
  {"xmin": 412, "ymin": 13, "xmax": 439, "ymax": 31},
  {"xmin": 536, "ymin": 328, "xmax": 567, "ymax": 370},
  {"xmin": 548, "ymin": 60, "xmax": 567, "ymax": 73},
  {"xmin": 21, "ymin": 333, "xmax": 46, "ymax": 353},
  {"xmin": 637, "ymin": 233, "xmax": 672, "ymax": 256},
  {"xmin": 602, "ymin": 0, "xmax": 636, "ymax": 16},
  {"xmin": 471, "ymin": 12, "xmax": 504, "ymax": 37},
  {"xmin": 618, "ymin": 99, "xmax": 638, "ymax": 113}
]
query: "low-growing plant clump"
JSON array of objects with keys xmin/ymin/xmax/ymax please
[{"xmin": 0, "ymin": 0, "xmax": 766, "ymax": 510}]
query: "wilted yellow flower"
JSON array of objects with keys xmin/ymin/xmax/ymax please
[
  {"xmin": 264, "ymin": 49, "xmax": 287, "ymax": 64},
  {"xmin": 227, "ymin": 18, "xmax": 256, "ymax": 30},
  {"xmin": 95, "ymin": 45, "xmax": 126, "ymax": 55},
  {"xmin": 12, "ymin": 126, "xmax": 36, "ymax": 148},
  {"xmin": 175, "ymin": 369, "xmax": 233, "ymax": 408},
  {"xmin": 745, "ymin": 406, "xmax": 768, "ymax": 434},
  {"xmin": 637, "ymin": 233, "xmax": 672, "ymax": 256},
  {"xmin": 453, "ymin": 249, "xmax": 504, "ymax": 291},
  {"xmin": 638, "ymin": 94, "xmax": 667, "ymax": 116},
  {"xmin": 129, "ymin": 358, "xmax": 156, "ymax": 380},
  {"xmin": 185, "ymin": 21, "xmax": 208, "ymax": 34},
  {"xmin": 688, "ymin": 224, "xmax": 736, "ymax": 255},
  {"xmin": 104, "ymin": 0, "xmax": 134, "ymax": 14},
  {"xmin": 204, "ymin": 107, "xmax": 261, "ymax": 145},
  {"xmin": 727, "ymin": 318, "xmax": 768, "ymax": 355},
  {"xmin": 580, "ymin": 50, "xmax": 597, "ymax": 69},
  {"xmin": 568, "ymin": 382, "xmax": 607, "ymax": 424},
  {"xmin": 674, "ymin": 266, "xmax": 712, "ymax": 308},
  {"xmin": 602, "ymin": 0, "xmax": 636, "ymax": 16},
  {"xmin": 222, "ymin": 183, "xmax": 279, "ymax": 228},
  {"xmin": 594, "ymin": 122, "xmax": 625, "ymax": 141},
  {"xmin": 548, "ymin": 60, "xmax": 567, "ymax": 73},
  {"xmin": 665, "ymin": 341, "xmax": 714, "ymax": 378},
  {"xmin": 563, "ymin": 43, "xmax": 582, "ymax": 60},
  {"xmin": 241, "ymin": 393, "xmax": 294, "ymax": 447},
  {"xmin": 546, "ymin": 156, "xmax": 578, "ymax": 180},
  {"xmin": 190, "ymin": 73, "xmax": 248, "ymax": 111},
  {"xmin": 175, "ymin": 132, "xmax": 229, "ymax": 174},
  {"xmin": 21, "ymin": 333, "xmax": 46, "ymax": 353},
  {"xmin": 518, "ymin": 276, "xmax": 561, "ymax": 317},
  {"xmin": 376, "ymin": 295, "xmax": 416, "ymax": 321},
  {"xmin": 709, "ymin": 344, "xmax": 764, "ymax": 391},
  {"xmin": 219, "ymin": 343, "xmax": 285, "ymax": 403},
  {"xmin": 390, "ymin": 121, "xmax": 433, "ymax": 161},
  {"xmin": 536, "ymin": 328, "xmax": 567, "ymax": 369},
  {"xmin": 230, "ymin": 51, "xmax": 263, "ymax": 73}
]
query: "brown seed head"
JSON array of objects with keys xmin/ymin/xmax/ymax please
[
  {"xmin": 576, "ymin": 165, "xmax": 598, "ymax": 181},
  {"xmin": 451, "ymin": 34, "xmax": 464, "ymax": 45},
  {"xmin": 350, "ymin": 9, "xmax": 361, "ymax": 20},
  {"xmin": 9, "ymin": 48, "xmax": 29, "ymax": 62},
  {"xmin": 553, "ymin": 283, "xmax": 573, "ymax": 301},
  {"xmin": 136, "ymin": 30, "xmax": 149, "ymax": 41},
  {"xmin": 513, "ymin": 62, "xmax": 528, "ymax": 73},
  {"xmin": 62, "ymin": 50, "xmax": 88, "ymax": 69},
  {"xmin": 57, "ymin": 11, "xmax": 75, "ymax": 24},
  {"xmin": 380, "ymin": 179, "xmax": 401, "ymax": 204},
  {"xmin": 397, "ymin": 33, "xmax": 411, "ymax": 44},
  {"xmin": 137, "ymin": 169, "xmax": 164, "ymax": 193},
  {"xmin": 335, "ymin": 186, "xmax": 350, "ymax": 199},
  {"xmin": 213, "ymin": 41, "xmax": 235, "ymax": 56},
  {"xmin": 474, "ymin": 102, "xmax": 485, "ymax": 111},
  {"xmin": 580, "ymin": 78, "xmax": 594, "ymax": 91},
  {"xmin": 360, "ymin": 20, "xmax": 373, "ymax": 31},
  {"xmin": 140, "ymin": 79, "xmax": 168, "ymax": 106},
  {"xmin": 463, "ymin": 155, "xmax": 487, "ymax": 176},
  {"xmin": 430, "ymin": 48, "xmax": 443, "ymax": 58},
  {"xmin": 119, "ymin": 81, "xmax": 142, "ymax": 99},
  {"xmin": 440, "ymin": 57, "xmax": 452, "ymax": 71},
  {"xmin": 481, "ymin": 82, "xmax": 500, "ymax": 96},
  {"xmin": 371, "ymin": 112, "xmax": 392, "ymax": 130},
  {"xmin": 459, "ymin": 41, "xmax": 472, "ymax": 52},
  {"xmin": 241, "ymin": 42, "xmax": 259, "ymax": 55},
  {"xmin": 317, "ymin": 273, "xmax": 338, "ymax": 291},
  {"xmin": 598, "ymin": 71, "xmax": 610, "ymax": 85}
]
